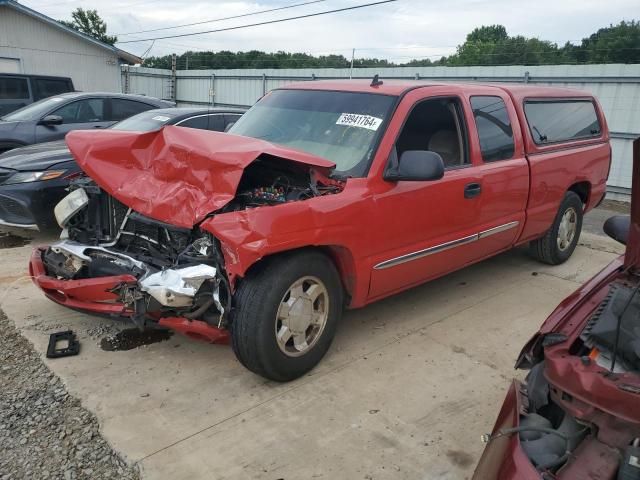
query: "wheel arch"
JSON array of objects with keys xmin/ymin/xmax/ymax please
[
  {"xmin": 237, "ymin": 244, "xmax": 359, "ymax": 306},
  {"xmin": 568, "ymin": 181, "xmax": 591, "ymax": 207}
]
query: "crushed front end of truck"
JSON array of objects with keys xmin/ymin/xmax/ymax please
[{"xmin": 29, "ymin": 125, "xmax": 344, "ymax": 345}]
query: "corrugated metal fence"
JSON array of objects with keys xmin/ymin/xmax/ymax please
[{"xmin": 122, "ymin": 64, "xmax": 640, "ymax": 199}]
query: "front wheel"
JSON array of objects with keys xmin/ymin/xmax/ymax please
[
  {"xmin": 529, "ymin": 191, "xmax": 583, "ymax": 265},
  {"xmin": 230, "ymin": 251, "xmax": 343, "ymax": 382}
]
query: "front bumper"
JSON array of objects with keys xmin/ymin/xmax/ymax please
[
  {"xmin": 29, "ymin": 247, "xmax": 137, "ymax": 315},
  {"xmin": 0, "ymin": 180, "xmax": 71, "ymax": 230},
  {"xmin": 29, "ymin": 247, "xmax": 230, "ymax": 344}
]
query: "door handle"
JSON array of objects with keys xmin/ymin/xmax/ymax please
[
  {"xmin": 93, "ymin": 125, "xmax": 104, "ymax": 128},
  {"xmin": 464, "ymin": 182, "xmax": 482, "ymax": 199}
]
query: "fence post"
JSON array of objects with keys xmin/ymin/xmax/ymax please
[
  {"xmin": 262, "ymin": 73, "xmax": 267, "ymax": 96},
  {"xmin": 122, "ymin": 65, "xmax": 130, "ymax": 94},
  {"xmin": 524, "ymin": 71, "xmax": 530, "ymax": 83},
  {"xmin": 170, "ymin": 53, "xmax": 177, "ymax": 102},
  {"xmin": 211, "ymin": 74, "xmax": 216, "ymax": 106}
]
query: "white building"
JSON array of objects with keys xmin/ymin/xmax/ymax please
[{"xmin": 0, "ymin": 0, "xmax": 140, "ymax": 92}]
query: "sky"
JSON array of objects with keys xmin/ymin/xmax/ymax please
[{"xmin": 19, "ymin": 0, "xmax": 640, "ymax": 62}]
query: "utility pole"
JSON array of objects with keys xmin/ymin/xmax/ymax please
[
  {"xmin": 349, "ymin": 48, "xmax": 355, "ymax": 79},
  {"xmin": 185, "ymin": 55, "xmax": 189, "ymax": 70}
]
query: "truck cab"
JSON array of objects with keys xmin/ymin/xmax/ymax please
[{"xmin": 30, "ymin": 80, "xmax": 612, "ymax": 381}]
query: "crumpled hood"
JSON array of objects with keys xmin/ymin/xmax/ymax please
[{"xmin": 65, "ymin": 126, "xmax": 335, "ymax": 228}]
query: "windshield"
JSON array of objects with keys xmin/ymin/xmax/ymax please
[
  {"xmin": 112, "ymin": 110, "xmax": 178, "ymax": 131},
  {"xmin": 1, "ymin": 96, "xmax": 69, "ymax": 121},
  {"xmin": 229, "ymin": 89, "xmax": 396, "ymax": 177}
]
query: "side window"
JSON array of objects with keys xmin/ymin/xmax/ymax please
[
  {"xmin": 207, "ymin": 114, "xmax": 224, "ymax": 132},
  {"xmin": 51, "ymin": 99, "xmax": 105, "ymax": 124},
  {"xmin": 395, "ymin": 98, "xmax": 468, "ymax": 169},
  {"xmin": 177, "ymin": 115, "xmax": 208, "ymax": 130},
  {"xmin": 524, "ymin": 100, "xmax": 601, "ymax": 144},
  {"xmin": 223, "ymin": 114, "xmax": 242, "ymax": 131},
  {"xmin": 470, "ymin": 96, "xmax": 515, "ymax": 162},
  {"xmin": 0, "ymin": 78, "xmax": 29, "ymax": 99},
  {"xmin": 109, "ymin": 99, "xmax": 153, "ymax": 121},
  {"xmin": 33, "ymin": 78, "xmax": 73, "ymax": 101}
]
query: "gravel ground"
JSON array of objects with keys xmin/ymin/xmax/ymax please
[{"xmin": 0, "ymin": 310, "xmax": 140, "ymax": 480}]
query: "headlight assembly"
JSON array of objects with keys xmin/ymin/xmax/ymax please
[{"xmin": 2, "ymin": 170, "xmax": 66, "ymax": 185}]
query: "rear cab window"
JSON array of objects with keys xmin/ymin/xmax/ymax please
[
  {"xmin": 524, "ymin": 99, "xmax": 601, "ymax": 145},
  {"xmin": 470, "ymin": 96, "xmax": 515, "ymax": 162}
]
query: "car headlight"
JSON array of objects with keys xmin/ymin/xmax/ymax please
[
  {"xmin": 2, "ymin": 170, "xmax": 66, "ymax": 185},
  {"xmin": 54, "ymin": 188, "xmax": 89, "ymax": 227}
]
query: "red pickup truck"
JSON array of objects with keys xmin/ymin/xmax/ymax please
[{"xmin": 29, "ymin": 80, "xmax": 611, "ymax": 381}]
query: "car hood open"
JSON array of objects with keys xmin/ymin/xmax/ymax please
[{"xmin": 65, "ymin": 126, "xmax": 335, "ymax": 228}]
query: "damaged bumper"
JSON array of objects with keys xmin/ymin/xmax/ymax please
[
  {"xmin": 29, "ymin": 241, "xmax": 230, "ymax": 344},
  {"xmin": 30, "ymin": 247, "xmax": 137, "ymax": 315}
]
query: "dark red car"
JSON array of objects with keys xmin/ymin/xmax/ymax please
[
  {"xmin": 29, "ymin": 80, "xmax": 611, "ymax": 381},
  {"xmin": 473, "ymin": 139, "xmax": 640, "ymax": 479}
]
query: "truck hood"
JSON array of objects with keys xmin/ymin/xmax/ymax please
[{"xmin": 65, "ymin": 126, "xmax": 335, "ymax": 228}]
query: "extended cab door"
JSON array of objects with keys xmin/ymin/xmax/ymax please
[{"xmin": 366, "ymin": 86, "xmax": 528, "ymax": 300}]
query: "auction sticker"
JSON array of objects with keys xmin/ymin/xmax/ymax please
[
  {"xmin": 336, "ymin": 113, "xmax": 383, "ymax": 131},
  {"xmin": 152, "ymin": 115, "xmax": 171, "ymax": 122}
]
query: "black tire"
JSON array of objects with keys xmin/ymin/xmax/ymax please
[
  {"xmin": 230, "ymin": 250, "xmax": 343, "ymax": 382},
  {"xmin": 529, "ymin": 191, "xmax": 583, "ymax": 265}
]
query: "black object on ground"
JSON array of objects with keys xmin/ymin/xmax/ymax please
[
  {"xmin": 100, "ymin": 327, "xmax": 173, "ymax": 351},
  {"xmin": 46, "ymin": 330, "xmax": 80, "ymax": 358}
]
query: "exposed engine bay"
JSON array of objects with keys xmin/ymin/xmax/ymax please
[
  {"xmin": 41, "ymin": 156, "xmax": 344, "ymax": 331},
  {"xmin": 507, "ymin": 279, "xmax": 640, "ymax": 478},
  {"xmin": 580, "ymin": 282, "xmax": 640, "ymax": 373}
]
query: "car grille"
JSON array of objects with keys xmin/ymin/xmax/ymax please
[{"xmin": 0, "ymin": 195, "xmax": 33, "ymax": 225}]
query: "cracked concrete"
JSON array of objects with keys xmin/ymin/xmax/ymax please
[{"xmin": 0, "ymin": 222, "xmax": 624, "ymax": 480}]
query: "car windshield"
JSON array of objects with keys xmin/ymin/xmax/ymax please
[
  {"xmin": 111, "ymin": 110, "xmax": 179, "ymax": 131},
  {"xmin": 1, "ymin": 96, "xmax": 70, "ymax": 121},
  {"xmin": 229, "ymin": 89, "xmax": 396, "ymax": 177}
]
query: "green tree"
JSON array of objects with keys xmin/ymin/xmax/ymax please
[
  {"xmin": 59, "ymin": 8, "xmax": 117, "ymax": 45},
  {"xmin": 447, "ymin": 25, "xmax": 564, "ymax": 66},
  {"xmin": 563, "ymin": 20, "xmax": 640, "ymax": 64}
]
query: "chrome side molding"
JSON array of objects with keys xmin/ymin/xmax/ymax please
[{"xmin": 373, "ymin": 221, "xmax": 520, "ymax": 270}]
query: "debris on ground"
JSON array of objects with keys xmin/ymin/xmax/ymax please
[
  {"xmin": 0, "ymin": 309, "xmax": 140, "ymax": 480},
  {"xmin": 100, "ymin": 327, "xmax": 173, "ymax": 352},
  {"xmin": 0, "ymin": 232, "xmax": 30, "ymax": 249}
]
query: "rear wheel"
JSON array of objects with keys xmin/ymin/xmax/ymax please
[
  {"xmin": 529, "ymin": 191, "xmax": 583, "ymax": 265},
  {"xmin": 230, "ymin": 251, "xmax": 343, "ymax": 382}
]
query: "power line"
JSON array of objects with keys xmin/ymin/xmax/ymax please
[
  {"xmin": 116, "ymin": 0, "xmax": 398, "ymax": 44},
  {"xmin": 115, "ymin": 0, "xmax": 332, "ymax": 36}
]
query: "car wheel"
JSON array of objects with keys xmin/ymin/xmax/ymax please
[
  {"xmin": 230, "ymin": 250, "xmax": 343, "ymax": 382},
  {"xmin": 530, "ymin": 191, "xmax": 583, "ymax": 265}
]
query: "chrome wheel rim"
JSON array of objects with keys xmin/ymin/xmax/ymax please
[
  {"xmin": 557, "ymin": 207, "xmax": 578, "ymax": 251},
  {"xmin": 275, "ymin": 276, "xmax": 329, "ymax": 357}
]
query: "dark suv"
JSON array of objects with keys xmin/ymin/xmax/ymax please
[
  {"xmin": 0, "ymin": 92, "xmax": 174, "ymax": 153},
  {"xmin": 0, "ymin": 74, "xmax": 74, "ymax": 116}
]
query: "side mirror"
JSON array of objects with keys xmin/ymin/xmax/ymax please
[
  {"xmin": 384, "ymin": 150, "xmax": 445, "ymax": 182},
  {"xmin": 603, "ymin": 215, "xmax": 630, "ymax": 245},
  {"xmin": 38, "ymin": 115, "xmax": 63, "ymax": 126}
]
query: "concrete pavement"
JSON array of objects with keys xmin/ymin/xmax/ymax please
[{"xmin": 0, "ymin": 219, "xmax": 625, "ymax": 480}]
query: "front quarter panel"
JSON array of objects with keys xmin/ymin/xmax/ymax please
[{"xmin": 201, "ymin": 179, "xmax": 373, "ymax": 305}]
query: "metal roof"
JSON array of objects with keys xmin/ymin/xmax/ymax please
[{"xmin": 0, "ymin": 0, "xmax": 141, "ymax": 64}]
